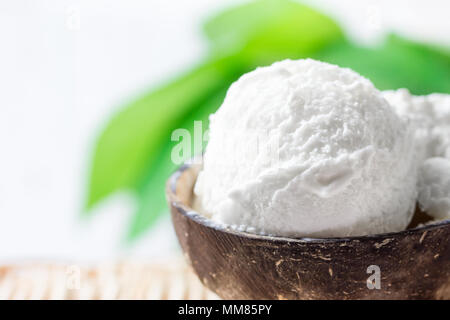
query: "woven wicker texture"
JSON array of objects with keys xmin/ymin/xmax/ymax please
[{"xmin": 0, "ymin": 258, "xmax": 219, "ymax": 300}]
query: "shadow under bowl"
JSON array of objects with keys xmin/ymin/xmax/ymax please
[{"xmin": 167, "ymin": 164, "xmax": 450, "ymax": 300}]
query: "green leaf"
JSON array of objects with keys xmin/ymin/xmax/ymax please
[
  {"xmin": 126, "ymin": 87, "xmax": 230, "ymax": 240},
  {"xmin": 316, "ymin": 35, "xmax": 450, "ymax": 94},
  {"xmin": 204, "ymin": 0, "xmax": 344, "ymax": 65},
  {"xmin": 86, "ymin": 0, "xmax": 346, "ymax": 214},
  {"xmin": 85, "ymin": 57, "xmax": 241, "ymax": 210}
]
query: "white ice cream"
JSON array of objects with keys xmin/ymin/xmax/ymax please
[
  {"xmin": 418, "ymin": 158, "xmax": 450, "ymax": 220},
  {"xmin": 382, "ymin": 89, "xmax": 450, "ymax": 160},
  {"xmin": 194, "ymin": 59, "xmax": 418, "ymax": 237},
  {"xmin": 383, "ymin": 89, "xmax": 450, "ymax": 221}
]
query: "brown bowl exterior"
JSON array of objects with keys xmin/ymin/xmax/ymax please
[{"xmin": 167, "ymin": 164, "xmax": 450, "ymax": 300}]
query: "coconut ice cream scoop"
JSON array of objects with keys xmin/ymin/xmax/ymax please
[
  {"xmin": 418, "ymin": 158, "xmax": 450, "ymax": 221},
  {"xmin": 382, "ymin": 89, "xmax": 450, "ymax": 160},
  {"xmin": 194, "ymin": 59, "xmax": 417, "ymax": 237},
  {"xmin": 383, "ymin": 89, "xmax": 450, "ymax": 222}
]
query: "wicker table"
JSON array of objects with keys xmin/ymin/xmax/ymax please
[{"xmin": 0, "ymin": 258, "xmax": 219, "ymax": 300}]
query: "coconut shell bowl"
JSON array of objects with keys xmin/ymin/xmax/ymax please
[{"xmin": 167, "ymin": 164, "xmax": 450, "ymax": 300}]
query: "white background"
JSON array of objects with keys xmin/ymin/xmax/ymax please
[{"xmin": 0, "ymin": 0, "xmax": 449, "ymax": 263}]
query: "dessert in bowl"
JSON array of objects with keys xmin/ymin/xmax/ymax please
[
  {"xmin": 167, "ymin": 164, "xmax": 450, "ymax": 300},
  {"xmin": 167, "ymin": 59, "xmax": 450, "ymax": 299}
]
